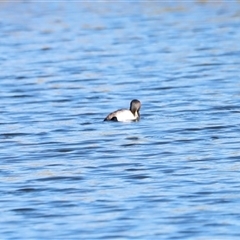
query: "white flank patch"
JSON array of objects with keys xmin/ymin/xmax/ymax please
[{"xmin": 115, "ymin": 110, "xmax": 137, "ymax": 122}]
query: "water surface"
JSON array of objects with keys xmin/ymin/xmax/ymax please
[{"xmin": 1, "ymin": 1, "xmax": 240, "ymax": 239}]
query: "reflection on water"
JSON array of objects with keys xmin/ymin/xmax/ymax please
[{"xmin": 1, "ymin": 1, "xmax": 240, "ymax": 239}]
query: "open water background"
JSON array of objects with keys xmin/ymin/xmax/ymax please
[{"xmin": 1, "ymin": 1, "xmax": 240, "ymax": 239}]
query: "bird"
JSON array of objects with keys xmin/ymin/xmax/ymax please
[{"xmin": 104, "ymin": 99, "xmax": 141, "ymax": 122}]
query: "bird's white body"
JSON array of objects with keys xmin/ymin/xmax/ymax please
[{"xmin": 109, "ymin": 109, "xmax": 138, "ymax": 122}]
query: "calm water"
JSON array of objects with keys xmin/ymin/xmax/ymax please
[{"xmin": 1, "ymin": 1, "xmax": 240, "ymax": 239}]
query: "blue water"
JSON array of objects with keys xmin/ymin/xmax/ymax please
[{"xmin": 1, "ymin": 1, "xmax": 240, "ymax": 239}]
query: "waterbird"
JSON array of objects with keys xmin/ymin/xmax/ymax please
[{"xmin": 104, "ymin": 99, "xmax": 141, "ymax": 122}]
